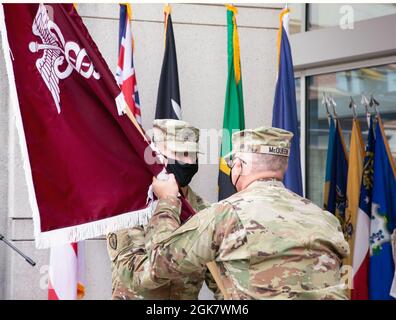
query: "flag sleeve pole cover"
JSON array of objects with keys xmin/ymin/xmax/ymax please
[
  {"xmin": 271, "ymin": 9, "xmax": 303, "ymax": 196},
  {"xmin": 0, "ymin": 4, "xmax": 170, "ymax": 248}
]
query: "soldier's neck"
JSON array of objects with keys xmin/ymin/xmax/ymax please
[
  {"xmin": 239, "ymin": 171, "xmax": 283, "ymax": 191},
  {"xmin": 180, "ymin": 186, "xmax": 188, "ymax": 197}
]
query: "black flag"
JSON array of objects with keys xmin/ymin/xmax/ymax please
[{"xmin": 155, "ymin": 10, "xmax": 181, "ymax": 120}]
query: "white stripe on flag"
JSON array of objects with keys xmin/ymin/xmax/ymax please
[
  {"xmin": 48, "ymin": 242, "xmax": 85, "ymax": 300},
  {"xmin": 171, "ymin": 99, "xmax": 181, "ymax": 120},
  {"xmin": 282, "ymin": 11, "xmax": 289, "ymax": 35},
  {"xmin": 352, "ymin": 207, "xmax": 370, "ymax": 275}
]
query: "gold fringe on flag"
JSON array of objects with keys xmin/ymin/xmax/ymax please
[
  {"xmin": 277, "ymin": 7, "xmax": 290, "ymax": 67},
  {"xmin": 126, "ymin": 3, "xmax": 132, "ymax": 20},
  {"xmin": 226, "ymin": 4, "xmax": 241, "ymax": 84},
  {"xmin": 163, "ymin": 4, "xmax": 171, "ymax": 48},
  {"xmin": 77, "ymin": 282, "xmax": 85, "ymax": 300}
]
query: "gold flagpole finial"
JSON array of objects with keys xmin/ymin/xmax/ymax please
[
  {"xmin": 277, "ymin": 7, "xmax": 290, "ymax": 66},
  {"xmin": 225, "ymin": 4, "xmax": 238, "ymax": 15},
  {"xmin": 120, "ymin": 3, "xmax": 132, "ymax": 20},
  {"xmin": 163, "ymin": 4, "xmax": 172, "ymax": 48},
  {"xmin": 225, "ymin": 4, "xmax": 241, "ymax": 84},
  {"xmin": 126, "ymin": 4, "xmax": 132, "ymax": 21},
  {"xmin": 164, "ymin": 3, "xmax": 171, "ymax": 16}
]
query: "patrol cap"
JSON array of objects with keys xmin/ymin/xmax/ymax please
[
  {"xmin": 152, "ymin": 119, "xmax": 202, "ymax": 154},
  {"xmin": 224, "ymin": 126, "xmax": 293, "ymax": 163}
]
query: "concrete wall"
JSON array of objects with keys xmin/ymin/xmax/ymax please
[
  {"xmin": 0, "ymin": 3, "xmax": 280, "ymax": 299},
  {"xmin": 0, "ymin": 39, "xmax": 9, "ymax": 300}
]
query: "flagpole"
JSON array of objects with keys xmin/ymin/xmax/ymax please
[
  {"xmin": 123, "ymin": 98, "xmax": 147, "ymax": 140},
  {"xmin": 0, "ymin": 233, "xmax": 36, "ymax": 266}
]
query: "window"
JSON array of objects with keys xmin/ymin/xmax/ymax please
[
  {"xmin": 288, "ymin": 4, "xmax": 304, "ymax": 35},
  {"xmin": 308, "ymin": 4, "xmax": 396, "ymax": 31},
  {"xmin": 306, "ymin": 63, "xmax": 396, "ymax": 207},
  {"xmin": 295, "ymin": 77, "xmax": 301, "ymax": 125},
  {"xmin": 289, "ymin": 4, "xmax": 396, "ymax": 35}
]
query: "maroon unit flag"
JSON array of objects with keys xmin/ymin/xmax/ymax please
[{"xmin": 0, "ymin": 4, "xmax": 194, "ymax": 248}]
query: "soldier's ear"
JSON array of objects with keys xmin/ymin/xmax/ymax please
[{"xmin": 232, "ymin": 158, "xmax": 243, "ymax": 172}]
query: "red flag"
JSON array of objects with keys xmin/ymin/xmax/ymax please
[{"xmin": 1, "ymin": 4, "xmax": 194, "ymax": 248}]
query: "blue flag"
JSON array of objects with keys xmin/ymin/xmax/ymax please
[
  {"xmin": 272, "ymin": 9, "xmax": 303, "ymax": 196},
  {"xmin": 324, "ymin": 117, "xmax": 336, "ymax": 210},
  {"xmin": 369, "ymin": 119, "xmax": 396, "ymax": 300},
  {"xmin": 327, "ymin": 120, "xmax": 348, "ymax": 229}
]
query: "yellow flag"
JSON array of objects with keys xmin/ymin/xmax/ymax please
[{"xmin": 344, "ymin": 119, "xmax": 365, "ymax": 294}]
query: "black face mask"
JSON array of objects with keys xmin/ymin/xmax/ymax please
[
  {"xmin": 230, "ymin": 161, "xmax": 243, "ymax": 192},
  {"xmin": 166, "ymin": 159, "xmax": 198, "ymax": 187}
]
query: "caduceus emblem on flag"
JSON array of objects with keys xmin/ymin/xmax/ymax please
[{"xmin": 28, "ymin": 4, "xmax": 100, "ymax": 113}]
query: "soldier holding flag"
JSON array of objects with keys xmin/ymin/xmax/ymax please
[
  {"xmin": 107, "ymin": 119, "xmax": 220, "ymax": 300},
  {"xmin": 126, "ymin": 127, "xmax": 349, "ymax": 300}
]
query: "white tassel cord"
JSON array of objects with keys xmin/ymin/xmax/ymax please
[{"xmin": 35, "ymin": 200, "xmax": 158, "ymax": 249}]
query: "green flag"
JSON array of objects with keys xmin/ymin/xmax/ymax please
[{"xmin": 218, "ymin": 5, "xmax": 245, "ymax": 200}]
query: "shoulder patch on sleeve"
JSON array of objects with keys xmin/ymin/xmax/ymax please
[{"xmin": 108, "ymin": 233, "xmax": 118, "ymax": 250}]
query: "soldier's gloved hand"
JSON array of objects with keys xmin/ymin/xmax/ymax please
[{"xmin": 152, "ymin": 174, "xmax": 179, "ymax": 200}]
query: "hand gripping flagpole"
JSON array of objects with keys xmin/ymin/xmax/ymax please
[{"xmin": 0, "ymin": 234, "xmax": 36, "ymax": 266}]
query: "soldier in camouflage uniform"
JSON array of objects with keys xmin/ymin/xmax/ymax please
[
  {"xmin": 107, "ymin": 119, "xmax": 219, "ymax": 299},
  {"xmin": 137, "ymin": 126, "xmax": 350, "ymax": 300}
]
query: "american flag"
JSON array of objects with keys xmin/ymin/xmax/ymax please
[{"xmin": 116, "ymin": 4, "xmax": 141, "ymax": 125}]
